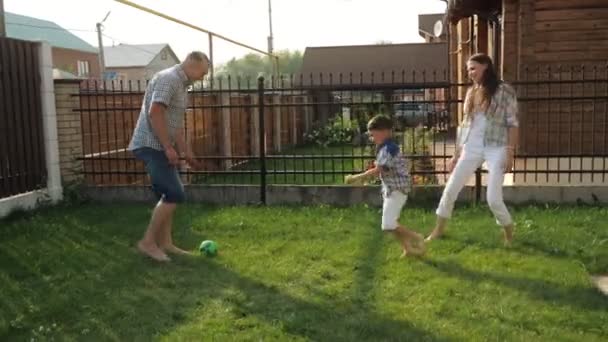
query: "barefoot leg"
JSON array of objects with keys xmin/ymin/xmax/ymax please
[
  {"xmin": 503, "ymin": 224, "xmax": 514, "ymax": 246},
  {"xmin": 426, "ymin": 216, "xmax": 448, "ymax": 242},
  {"xmin": 156, "ymin": 202, "xmax": 192, "ymax": 255},
  {"xmin": 138, "ymin": 200, "xmax": 171, "ymax": 262}
]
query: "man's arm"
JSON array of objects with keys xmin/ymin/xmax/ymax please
[
  {"xmin": 149, "ymin": 102, "xmax": 172, "ymax": 149},
  {"xmin": 149, "ymin": 102, "xmax": 179, "ymax": 165},
  {"xmin": 174, "ymin": 129, "xmax": 189, "ymax": 156},
  {"xmin": 174, "ymin": 129, "xmax": 200, "ymax": 169}
]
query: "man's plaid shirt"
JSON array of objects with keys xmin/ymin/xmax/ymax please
[
  {"xmin": 128, "ymin": 65, "xmax": 189, "ymax": 151},
  {"xmin": 458, "ymin": 82, "xmax": 519, "ymax": 147}
]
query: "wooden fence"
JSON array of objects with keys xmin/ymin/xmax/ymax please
[
  {"xmin": 0, "ymin": 37, "xmax": 46, "ymax": 198},
  {"xmin": 78, "ymin": 83, "xmax": 312, "ymax": 186}
]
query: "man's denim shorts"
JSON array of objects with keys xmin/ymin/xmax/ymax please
[{"xmin": 132, "ymin": 147, "xmax": 185, "ymax": 203}]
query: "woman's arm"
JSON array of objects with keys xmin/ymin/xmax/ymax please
[{"xmin": 504, "ymin": 84, "xmax": 520, "ymax": 172}]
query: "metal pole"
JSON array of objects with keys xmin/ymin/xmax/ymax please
[
  {"xmin": 475, "ymin": 167, "xmax": 482, "ymax": 204},
  {"xmin": 96, "ymin": 12, "xmax": 111, "ymax": 79},
  {"xmin": 0, "ymin": 0, "xmax": 6, "ymax": 37},
  {"xmin": 258, "ymin": 77, "xmax": 267, "ymax": 205},
  {"xmin": 208, "ymin": 33, "xmax": 214, "ymax": 82},
  {"xmin": 114, "ymin": 0, "xmax": 275, "ymax": 58}
]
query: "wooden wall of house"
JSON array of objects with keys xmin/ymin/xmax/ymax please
[
  {"xmin": 517, "ymin": 0, "xmax": 608, "ymax": 156},
  {"xmin": 534, "ymin": 0, "xmax": 608, "ymax": 67}
]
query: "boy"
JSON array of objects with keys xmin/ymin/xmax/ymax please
[{"xmin": 345, "ymin": 115, "xmax": 426, "ymax": 257}]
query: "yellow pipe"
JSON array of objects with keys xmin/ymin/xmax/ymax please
[{"xmin": 114, "ymin": 0, "xmax": 278, "ymax": 59}]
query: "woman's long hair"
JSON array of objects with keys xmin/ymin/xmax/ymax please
[{"xmin": 465, "ymin": 53, "xmax": 501, "ymax": 115}]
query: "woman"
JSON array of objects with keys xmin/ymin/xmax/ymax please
[{"xmin": 427, "ymin": 53, "xmax": 519, "ymax": 245}]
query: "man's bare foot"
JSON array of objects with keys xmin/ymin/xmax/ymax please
[
  {"xmin": 137, "ymin": 240, "xmax": 171, "ymax": 262},
  {"xmin": 425, "ymin": 227, "xmax": 444, "ymax": 242},
  {"xmin": 503, "ymin": 225, "xmax": 514, "ymax": 247},
  {"xmin": 160, "ymin": 244, "xmax": 193, "ymax": 256}
]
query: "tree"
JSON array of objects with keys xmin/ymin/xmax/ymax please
[{"xmin": 213, "ymin": 49, "xmax": 303, "ymax": 87}]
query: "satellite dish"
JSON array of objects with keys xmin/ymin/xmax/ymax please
[{"xmin": 434, "ymin": 20, "xmax": 444, "ymax": 37}]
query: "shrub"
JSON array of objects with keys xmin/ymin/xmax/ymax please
[{"xmin": 304, "ymin": 117, "xmax": 355, "ymax": 147}]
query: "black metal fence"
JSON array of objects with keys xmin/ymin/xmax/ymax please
[{"xmin": 75, "ymin": 66, "xmax": 608, "ymax": 203}]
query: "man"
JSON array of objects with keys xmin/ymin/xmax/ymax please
[{"xmin": 128, "ymin": 51, "xmax": 209, "ymax": 262}]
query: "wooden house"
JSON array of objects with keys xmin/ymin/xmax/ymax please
[{"xmin": 445, "ymin": 0, "xmax": 608, "ymax": 160}]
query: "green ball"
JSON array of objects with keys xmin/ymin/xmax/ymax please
[{"xmin": 199, "ymin": 240, "xmax": 218, "ymax": 257}]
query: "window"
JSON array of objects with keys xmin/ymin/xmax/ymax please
[
  {"xmin": 161, "ymin": 51, "xmax": 168, "ymax": 60},
  {"xmin": 77, "ymin": 60, "xmax": 90, "ymax": 77}
]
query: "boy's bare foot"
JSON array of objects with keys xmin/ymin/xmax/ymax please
[
  {"xmin": 161, "ymin": 244, "xmax": 193, "ymax": 256},
  {"xmin": 503, "ymin": 225, "xmax": 514, "ymax": 247},
  {"xmin": 137, "ymin": 240, "xmax": 171, "ymax": 262},
  {"xmin": 425, "ymin": 227, "xmax": 444, "ymax": 242},
  {"xmin": 403, "ymin": 234, "xmax": 426, "ymax": 257}
]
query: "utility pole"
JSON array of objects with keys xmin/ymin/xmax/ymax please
[
  {"xmin": 267, "ymin": 0, "xmax": 273, "ymax": 55},
  {"xmin": 267, "ymin": 0, "xmax": 278, "ymax": 83},
  {"xmin": 0, "ymin": 0, "xmax": 6, "ymax": 37},
  {"xmin": 96, "ymin": 11, "xmax": 111, "ymax": 79}
]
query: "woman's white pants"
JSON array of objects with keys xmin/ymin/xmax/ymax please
[{"xmin": 436, "ymin": 145, "xmax": 513, "ymax": 226}]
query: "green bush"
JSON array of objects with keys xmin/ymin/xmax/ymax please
[{"xmin": 304, "ymin": 116, "xmax": 355, "ymax": 147}]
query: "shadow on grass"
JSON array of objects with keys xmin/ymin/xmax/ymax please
[
  {"xmin": 448, "ymin": 232, "xmax": 608, "ymax": 278},
  {"xmin": 423, "ymin": 259, "xmax": 608, "ymax": 312},
  {"xmin": 195, "ymin": 259, "xmax": 447, "ymax": 342},
  {"xmin": 0, "ymin": 206, "xmax": 445, "ymax": 341}
]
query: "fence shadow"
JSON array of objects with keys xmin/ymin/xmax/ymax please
[{"xmin": 422, "ymin": 259, "xmax": 608, "ymax": 312}]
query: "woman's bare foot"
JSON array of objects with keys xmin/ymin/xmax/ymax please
[
  {"xmin": 137, "ymin": 240, "xmax": 171, "ymax": 262},
  {"xmin": 425, "ymin": 227, "xmax": 445, "ymax": 242},
  {"xmin": 161, "ymin": 244, "xmax": 193, "ymax": 256},
  {"xmin": 503, "ymin": 225, "xmax": 514, "ymax": 247}
]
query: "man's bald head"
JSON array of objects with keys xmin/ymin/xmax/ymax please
[{"xmin": 182, "ymin": 51, "xmax": 210, "ymax": 81}]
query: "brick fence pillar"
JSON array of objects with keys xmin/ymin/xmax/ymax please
[{"xmin": 54, "ymin": 79, "xmax": 83, "ymax": 184}]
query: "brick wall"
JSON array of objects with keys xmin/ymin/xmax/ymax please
[{"xmin": 54, "ymin": 80, "xmax": 84, "ymax": 184}]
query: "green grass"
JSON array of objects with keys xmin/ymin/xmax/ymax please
[{"xmin": 1, "ymin": 203, "xmax": 607, "ymax": 341}]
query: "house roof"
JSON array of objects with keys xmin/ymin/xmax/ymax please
[
  {"xmin": 5, "ymin": 12, "xmax": 97, "ymax": 53},
  {"xmin": 447, "ymin": 0, "xmax": 502, "ymax": 23},
  {"xmin": 300, "ymin": 43, "xmax": 448, "ymax": 87},
  {"xmin": 419, "ymin": 13, "xmax": 446, "ymax": 38},
  {"xmin": 104, "ymin": 44, "xmax": 179, "ymax": 68}
]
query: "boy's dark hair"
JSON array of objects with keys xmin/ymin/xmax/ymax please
[{"xmin": 367, "ymin": 115, "xmax": 394, "ymax": 131}]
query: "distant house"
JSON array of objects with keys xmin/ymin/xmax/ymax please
[
  {"xmin": 300, "ymin": 43, "xmax": 448, "ymax": 125},
  {"xmin": 300, "ymin": 43, "xmax": 448, "ymax": 86},
  {"xmin": 5, "ymin": 12, "xmax": 100, "ymax": 78},
  {"xmin": 104, "ymin": 44, "xmax": 180, "ymax": 81}
]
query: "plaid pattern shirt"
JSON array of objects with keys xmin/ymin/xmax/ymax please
[
  {"xmin": 128, "ymin": 65, "xmax": 189, "ymax": 151},
  {"xmin": 376, "ymin": 141, "xmax": 411, "ymax": 196},
  {"xmin": 458, "ymin": 83, "xmax": 519, "ymax": 147}
]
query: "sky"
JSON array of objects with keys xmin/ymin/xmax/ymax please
[{"xmin": 4, "ymin": 0, "xmax": 447, "ymax": 65}]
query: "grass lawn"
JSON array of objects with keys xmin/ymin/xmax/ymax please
[{"xmin": 1, "ymin": 203, "xmax": 607, "ymax": 341}]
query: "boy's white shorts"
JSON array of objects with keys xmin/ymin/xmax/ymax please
[{"xmin": 382, "ymin": 190, "xmax": 407, "ymax": 231}]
